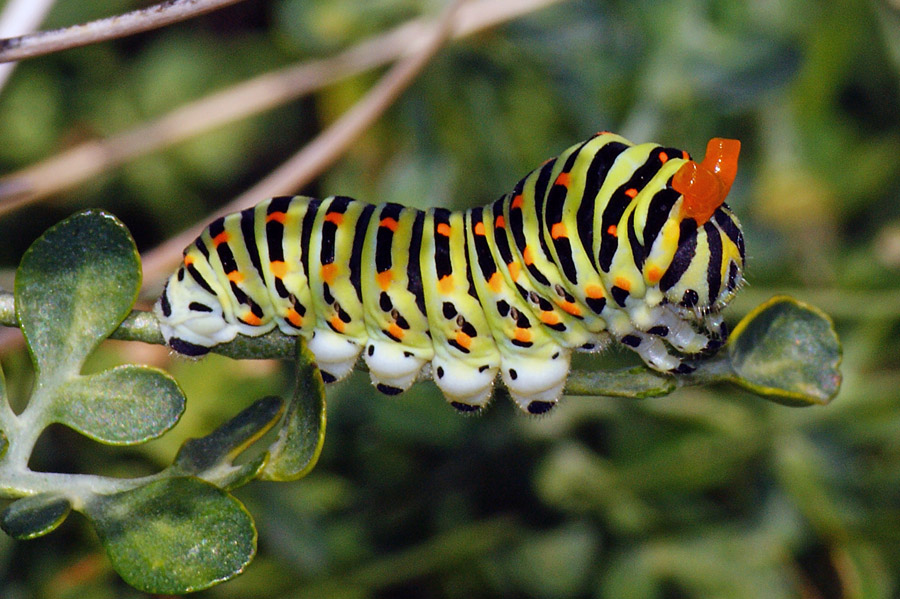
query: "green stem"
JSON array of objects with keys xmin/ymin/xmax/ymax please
[
  {"xmin": 0, "ymin": 292, "xmax": 13, "ymax": 327},
  {"xmin": 0, "ymin": 465, "xmax": 164, "ymax": 508}
]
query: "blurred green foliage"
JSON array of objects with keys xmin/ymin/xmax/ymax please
[{"xmin": 0, "ymin": 0, "xmax": 897, "ymax": 597}]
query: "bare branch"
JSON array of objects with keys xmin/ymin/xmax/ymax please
[
  {"xmin": 0, "ymin": 0, "xmax": 56, "ymax": 91},
  {"xmin": 0, "ymin": 0, "xmax": 248, "ymax": 64},
  {"xmin": 0, "ymin": 0, "xmax": 565, "ymax": 216},
  {"xmin": 140, "ymin": 0, "xmax": 465, "ymax": 289}
]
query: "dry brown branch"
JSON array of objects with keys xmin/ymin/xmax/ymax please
[
  {"xmin": 139, "ymin": 0, "xmax": 467, "ymax": 290},
  {"xmin": 0, "ymin": 0, "xmax": 565, "ymax": 216},
  {"xmin": 0, "ymin": 0, "xmax": 248, "ymax": 63},
  {"xmin": 0, "ymin": 0, "xmax": 56, "ymax": 91}
]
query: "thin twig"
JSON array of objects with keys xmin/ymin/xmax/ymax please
[
  {"xmin": 140, "ymin": 0, "xmax": 465, "ymax": 289},
  {"xmin": 0, "ymin": 0, "xmax": 248, "ymax": 64},
  {"xmin": 0, "ymin": 0, "xmax": 56, "ymax": 92},
  {"xmin": 0, "ymin": 0, "xmax": 566, "ymax": 216}
]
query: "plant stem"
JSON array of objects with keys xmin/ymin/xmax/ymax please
[
  {"xmin": 0, "ymin": 0, "xmax": 248, "ymax": 63},
  {"xmin": 0, "ymin": 0, "xmax": 56, "ymax": 91}
]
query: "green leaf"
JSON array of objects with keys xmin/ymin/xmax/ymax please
[
  {"xmin": 1, "ymin": 493, "xmax": 72, "ymax": 539},
  {"xmin": 565, "ymin": 366, "xmax": 677, "ymax": 398},
  {"xmin": 260, "ymin": 339, "xmax": 326, "ymax": 481},
  {"xmin": 15, "ymin": 211, "xmax": 140, "ymax": 380},
  {"xmin": 50, "ymin": 365, "xmax": 185, "ymax": 444},
  {"xmin": 726, "ymin": 296, "xmax": 842, "ymax": 406},
  {"xmin": 85, "ymin": 477, "xmax": 256, "ymax": 594},
  {"xmin": 173, "ymin": 395, "xmax": 284, "ymax": 489}
]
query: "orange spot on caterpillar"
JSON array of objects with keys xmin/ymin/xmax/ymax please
[
  {"xmin": 672, "ymin": 138, "xmax": 740, "ymax": 226},
  {"xmin": 455, "ymin": 331, "xmax": 472, "ymax": 350},
  {"xmin": 270, "ymin": 260, "xmax": 287, "ymax": 278},
  {"xmin": 596, "ymin": 130, "xmax": 611, "ymax": 136},
  {"xmin": 585, "ymin": 284, "xmax": 604, "ymax": 299},
  {"xmin": 286, "ymin": 308, "xmax": 303, "ymax": 327},
  {"xmin": 514, "ymin": 328, "xmax": 532, "ymax": 343},
  {"xmin": 607, "ymin": 224, "xmax": 618, "ymax": 237},
  {"xmin": 184, "ymin": 255, "xmax": 195, "ymax": 266},
  {"xmin": 646, "ymin": 265, "xmax": 662, "ymax": 284},
  {"xmin": 659, "ymin": 151, "xmax": 669, "ymax": 163},
  {"xmin": 320, "ymin": 263, "xmax": 337, "ymax": 284},
  {"xmin": 380, "ymin": 217, "xmax": 399, "ymax": 232},
  {"xmin": 437, "ymin": 222, "xmax": 452, "ymax": 237},
  {"xmin": 488, "ymin": 271, "xmax": 502, "ymax": 293},
  {"xmin": 550, "ymin": 222, "xmax": 567, "ymax": 239},
  {"xmin": 474, "ymin": 221, "xmax": 487, "ymax": 236},
  {"xmin": 324, "ymin": 211, "xmax": 344, "ymax": 226},
  {"xmin": 494, "ymin": 215, "xmax": 506, "ymax": 229},
  {"xmin": 559, "ymin": 301, "xmax": 582, "ymax": 317},
  {"xmin": 227, "ymin": 271, "xmax": 244, "ymax": 284},
  {"xmin": 523, "ymin": 246, "xmax": 535, "ymax": 265},
  {"xmin": 438, "ymin": 275, "xmax": 454, "ymax": 294},
  {"xmin": 614, "ymin": 277, "xmax": 631, "ymax": 292},
  {"xmin": 540, "ymin": 311, "xmax": 560, "ymax": 325},
  {"xmin": 330, "ymin": 314, "xmax": 345, "ymax": 333},
  {"xmin": 507, "ymin": 261, "xmax": 521, "ymax": 281},
  {"xmin": 511, "ymin": 195, "xmax": 524, "ymax": 210},
  {"xmin": 242, "ymin": 312, "xmax": 262, "ymax": 326},
  {"xmin": 377, "ymin": 270, "xmax": 393, "ymax": 290},
  {"xmin": 555, "ymin": 172, "xmax": 571, "ymax": 188},
  {"xmin": 266, "ymin": 211, "xmax": 286, "ymax": 224},
  {"xmin": 212, "ymin": 231, "xmax": 230, "ymax": 246},
  {"xmin": 625, "ymin": 188, "xmax": 638, "ymax": 199},
  {"xmin": 388, "ymin": 322, "xmax": 405, "ymax": 340}
]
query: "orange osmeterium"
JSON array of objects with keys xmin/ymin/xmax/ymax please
[{"xmin": 671, "ymin": 137, "xmax": 740, "ymax": 225}]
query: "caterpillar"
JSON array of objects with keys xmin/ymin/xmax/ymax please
[{"xmin": 156, "ymin": 132, "xmax": 745, "ymax": 415}]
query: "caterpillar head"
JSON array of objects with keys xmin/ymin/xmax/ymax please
[
  {"xmin": 155, "ymin": 261, "xmax": 239, "ymax": 356},
  {"xmin": 665, "ymin": 138, "xmax": 745, "ymax": 315}
]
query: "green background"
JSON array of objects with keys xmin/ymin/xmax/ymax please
[{"xmin": 0, "ymin": 0, "xmax": 897, "ymax": 597}]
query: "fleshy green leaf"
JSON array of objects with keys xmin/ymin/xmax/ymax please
[
  {"xmin": 260, "ymin": 339, "xmax": 326, "ymax": 481},
  {"xmin": 50, "ymin": 365, "xmax": 185, "ymax": 444},
  {"xmin": 726, "ymin": 296, "xmax": 842, "ymax": 406},
  {"xmin": 85, "ymin": 477, "xmax": 256, "ymax": 594},
  {"xmin": 565, "ymin": 366, "xmax": 677, "ymax": 398},
  {"xmin": 15, "ymin": 211, "xmax": 140, "ymax": 380},
  {"xmin": 1, "ymin": 493, "xmax": 72, "ymax": 539},
  {"xmin": 173, "ymin": 395, "xmax": 284, "ymax": 489}
]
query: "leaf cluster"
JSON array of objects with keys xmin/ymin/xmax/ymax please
[{"xmin": 0, "ymin": 212, "xmax": 325, "ymax": 593}]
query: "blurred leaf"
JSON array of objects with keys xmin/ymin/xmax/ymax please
[
  {"xmin": 14, "ymin": 210, "xmax": 140, "ymax": 381},
  {"xmin": 726, "ymin": 296, "xmax": 842, "ymax": 405},
  {"xmin": 260, "ymin": 340, "xmax": 326, "ymax": 481},
  {"xmin": 502, "ymin": 522, "xmax": 599, "ymax": 599},
  {"xmin": 85, "ymin": 477, "xmax": 255, "ymax": 594},
  {"xmin": 49, "ymin": 365, "xmax": 184, "ymax": 445},
  {"xmin": 835, "ymin": 542, "xmax": 894, "ymax": 599},
  {"xmin": 1, "ymin": 493, "xmax": 71, "ymax": 540}
]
